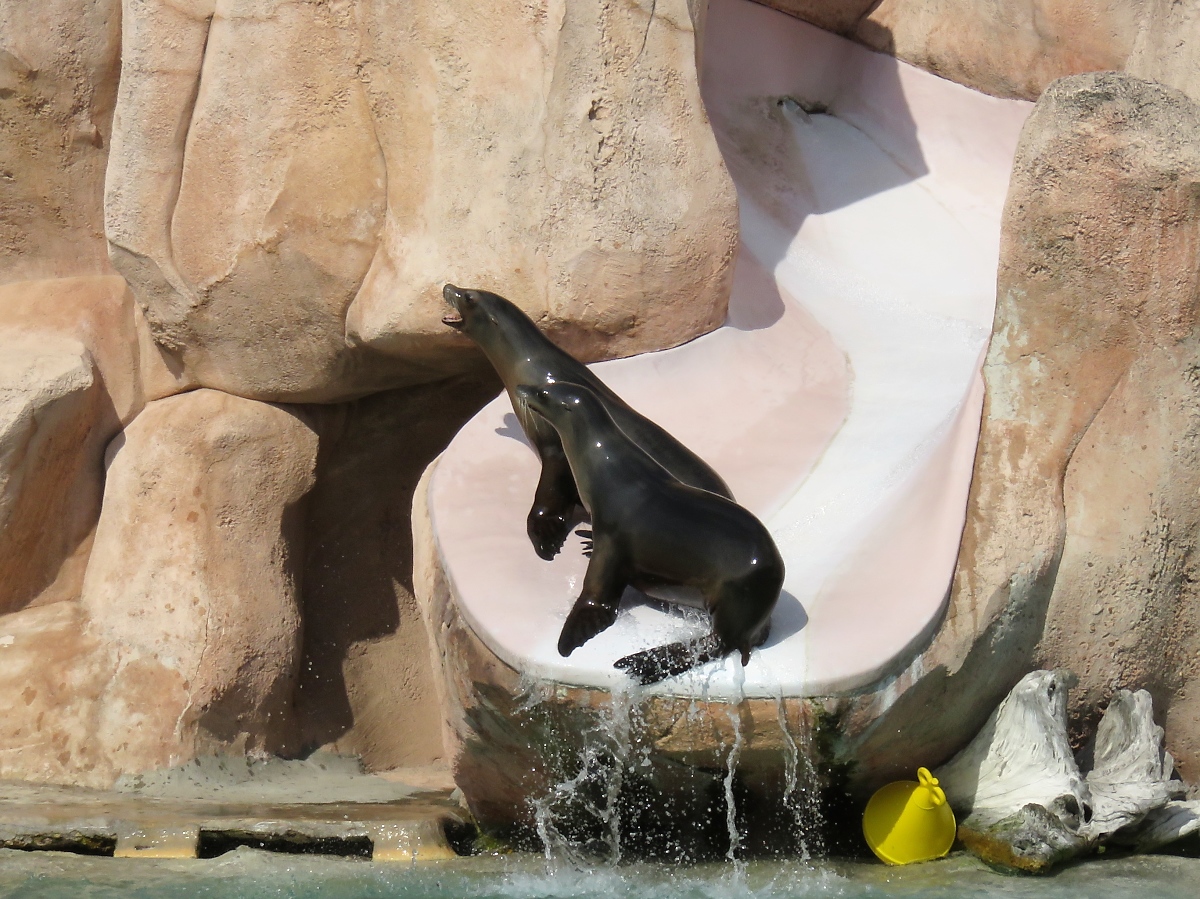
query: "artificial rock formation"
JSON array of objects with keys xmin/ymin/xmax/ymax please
[
  {"xmin": 1126, "ymin": 0, "xmax": 1200, "ymax": 104},
  {"xmin": 105, "ymin": 0, "xmax": 737, "ymax": 401},
  {"xmin": 294, "ymin": 374, "xmax": 499, "ymax": 771},
  {"xmin": 81, "ymin": 388, "xmax": 319, "ymax": 757},
  {"xmin": 0, "ymin": 388, "xmax": 318, "ymax": 786},
  {"xmin": 840, "ymin": 73, "xmax": 1200, "ymax": 791},
  {"xmin": 0, "ymin": 276, "xmax": 175, "ymax": 616},
  {"xmin": 0, "ymin": 0, "xmax": 737, "ymax": 786},
  {"xmin": 1009, "ymin": 73, "xmax": 1200, "ymax": 783},
  {"xmin": 0, "ymin": 333, "xmax": 101, "ymax": 615},
  {"xmin": 0, "ymin": 275, "xmax": 190, "ymax": 786},
  {"xmin": 104, "ymin": 0, "xmax": 392, "ymax": 400},
  {"xmin": 0, "ymin": 600, "xmax": 117, "ymax": 786},
  {"xmin": 755, "ymin": 1, "xmax": 1200, "ymax": 103},
  {"xmin": 852, "ymin": 0, "xmax": 1142, "ymax": 100}
]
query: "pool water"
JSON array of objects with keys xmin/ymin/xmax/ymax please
[{"xmin": 2, "ymin": 849, "xmax": 1198, "ymax": 899}]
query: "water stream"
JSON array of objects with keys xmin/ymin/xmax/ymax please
[
  {"xmin": 777, "ymin": 695, "xmax": 825, "ymax": 860},
  {"xmin": 722, "ymin": 703, "xmax": 744, "ymax": 869}
]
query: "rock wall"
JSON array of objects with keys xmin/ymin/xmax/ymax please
[
  {"xmin": 840, "ymin": 72, "xmax": 1200, "ymax": 790},
  {"xmin": 0, "ymin": 389, "xmax": 319, "ymax": 785},
  {"xmin": 3, "ymin": 0, "xmax": 1200, "ymax": 807},
  {"xmin": 0, "ymin": 276, "xmax": 167, "ymax": 618},
  {"xmin": 754, "ymin": 1, "xmax": 1200, "ymax": 103},
  {"xmin": 105, "ymin": 0, "xmax": 737, "ymax": 402},
  {"xmin": 1126, "ymin": 1, "xmax": 1200, "ymax": 104},
  {"xmin": 0, "ymin": 0, "xmax": 734, "ymax": 786}
]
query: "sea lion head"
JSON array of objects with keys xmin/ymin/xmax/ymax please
[
  {"xmin": 441, "ymin": 283, "xmax": 520, "ymax": 333},
  {"xmin": 441, "ymin": 283, "xmax": 478, "ymax": 331},
  {"xmin": 442, "ymin": 283, "xmax": 546, "ymax": 361},
  {"xmin": 515, "ymin": 381, "xmax": 594, "ymax": 425}
]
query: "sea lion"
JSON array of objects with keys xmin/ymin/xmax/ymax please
[
  {"xmin": 514, "ymin": 382, "xmax": 783, "ymax": 684},
  {"xmin": 442, "ymin": 284, "xmax": 732, "ymax": 561}
]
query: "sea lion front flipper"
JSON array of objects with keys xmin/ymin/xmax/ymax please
[
  {"xmin": 614, "ymin": 633, "xmax": 727, "ymax": 685},
  {"xmin": 527, "ymin": 443, "xmax": 579, "ymax": 561},
  {"xmin": 557, "ymin": 539, "xmax": 627, "ymax": 657}
]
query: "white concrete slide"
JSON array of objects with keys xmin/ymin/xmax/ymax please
[{"xmin": 427, "ymin": 0, "xmax": 1032, "ymax": 699}]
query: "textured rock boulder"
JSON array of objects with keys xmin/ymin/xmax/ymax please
[
  {"xmin": 105, "ymin": 0, "xmax": 737, "ymax": 401},
  {"xmin": 838, "ymin": 73, "xmax": 1200, "ymax": 790},
  {"xmin": 0, "ymin": 0, "xmax": 121, "ymax": 283},
  {"xmin": 0, "ymin": 276, "xmax": 188, "ymax": 784},
  {"xmin": 104, "ymin": 0, "xmax": 390, "ymax": 400},
  {"xmin": 79, "ymin": 388, "xmax": 319, "ymax": 760},
  {"xmin": 852, "ymin": 0, "xmax": 1143, "ymax": 100},
  {"xmin": 1, "ymin": 388, "xmax": 319, "ymax": 785},
  {"xmin": 0, "ymin": 333, "xmax": 100, "ymax": 615},
  {"xmin": 346, "ymin": 0, "xmax": 736, "ymax": 363},
  {"xmin": 0, "ymin": 276, "xmax": 173, "ymax": 616}
]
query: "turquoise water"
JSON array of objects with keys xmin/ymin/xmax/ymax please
[{"xmin": 2, "ymin": 849, "xmax": 1199, "ymax": 899}]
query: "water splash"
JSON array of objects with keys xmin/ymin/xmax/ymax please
[
  {"xmin": 527, "ymin": 676, "xmax": 640, "ymax": 869},
  {"xmin": 522, "ymin": 653, "xmax": 824, "ymax": 869}
]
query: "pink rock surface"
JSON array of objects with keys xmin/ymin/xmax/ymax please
[{"xmin": 427, "ymin": 0, "xmax": 1031, "ymax": 699}]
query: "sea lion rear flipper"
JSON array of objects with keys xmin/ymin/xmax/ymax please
[
  {"xmin": 557, "ymin": 539, "xmax": 627, "ymax": 656},
  {"xmin": 575, "ymin": 527, "xmax": 593, "ymax": 557},
  {"xmin": 614, "ymin": 633, "xmax": 727, "ymax": 685}
]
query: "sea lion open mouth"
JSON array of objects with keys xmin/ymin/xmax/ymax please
[{"xmin": 441, "ymin": 283, "xmax": 466, "ymax": 329}]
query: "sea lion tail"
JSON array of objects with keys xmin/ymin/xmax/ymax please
[{"xmin": 614, "ymin": 633, "xmax": 727, "ymax": 685}]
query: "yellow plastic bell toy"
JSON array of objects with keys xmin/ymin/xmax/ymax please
[{"xmin": 862, "ymin": 767, "xmax": 956, "ymax": 865}]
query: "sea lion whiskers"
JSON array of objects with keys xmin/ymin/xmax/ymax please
[{"xmin": 513, "ymin": 384, "xmax": 533, "ymax": 428}]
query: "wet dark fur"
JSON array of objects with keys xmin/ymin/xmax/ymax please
[
  {"xmin": 442, "ymin": 284, "xmax": 732, "ymax": 561},
  {"xmin": 516, "ymin": 382, "xmax": 783, "ymax": 684}
]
